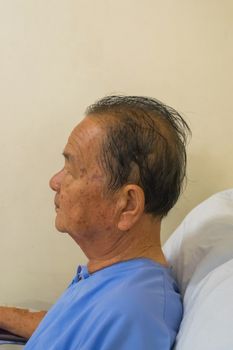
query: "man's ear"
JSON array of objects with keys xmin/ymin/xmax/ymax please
[{"xmin": 117, "ymin": 184, "xmax": 145, "ymax": 231}]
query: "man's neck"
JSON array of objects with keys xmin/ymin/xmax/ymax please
[
  {"xmin": 83, "ymin": 218, "xmax": 168, "ymax": 274},
  {"xmin": 87, "ymin": 246, "xmax": 167, "ymax": 274}
]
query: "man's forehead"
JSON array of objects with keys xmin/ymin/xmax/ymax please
[
  {"xmin": 71, "ymin": 117, "xmax": 103, "ymax": 139},
  {"xmin": 64, "ymin": 117, "xmax": 104, "ymax": 158}
]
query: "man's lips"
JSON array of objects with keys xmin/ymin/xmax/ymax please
[{"xmin": 54, "ymin": 198, "xmax": 60, "ymax": 210}]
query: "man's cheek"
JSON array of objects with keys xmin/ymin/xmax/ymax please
[{"xmin": 59, "ymin": 193, "xmax": 73, "ymax": 210}]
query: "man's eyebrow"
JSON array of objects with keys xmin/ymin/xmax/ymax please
[{"xmin": 62, "ymin": 151, "xmax": 75, "ymax": 161}]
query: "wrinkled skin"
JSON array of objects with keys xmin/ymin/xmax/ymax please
[
  {"xmin": 49, "ymin": 117, "xmax": 119, "ymax": 251},
  {"xmin": 50, "ymin": 116, "xmax": 167, "ymax": 272}
]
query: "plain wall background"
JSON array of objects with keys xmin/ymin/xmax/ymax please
[{"xmin": 0, "ymin": 0, "xmax": 232, "ymax": 310}]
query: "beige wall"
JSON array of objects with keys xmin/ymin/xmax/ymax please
[{"xmin": 0, "ymin": 0, "xmax": 233, "ymax": 309}]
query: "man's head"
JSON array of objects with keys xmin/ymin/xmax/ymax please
[
  {"xmin": 50, "ymin": 95, "xmax": 190, "ymax": 245},
  {"xmin": 85, "ymin": 95, "xmax": 190, "ymax": 217}
]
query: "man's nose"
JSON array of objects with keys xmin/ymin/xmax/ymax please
[{"xmin": 49, "ymin": 169, "xmax": 64, "ymax": 192}]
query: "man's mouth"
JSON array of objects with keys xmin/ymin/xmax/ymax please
[{"xmin": 54, "ymin": 198, "xmax": 60, "ymax": 211}]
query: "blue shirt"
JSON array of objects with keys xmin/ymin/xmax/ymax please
[{"xmin": 24, "ymin": 258, "xmax": 182, "ymax": 349}]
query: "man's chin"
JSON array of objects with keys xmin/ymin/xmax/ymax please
[{"xmin": 55, "ymin": 217, "xmax": 67, "ymax": 233}]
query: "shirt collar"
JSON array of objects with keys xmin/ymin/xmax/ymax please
[{"xmin": 76, "ymin": 265, "xmax": 90, "ymax": 281}]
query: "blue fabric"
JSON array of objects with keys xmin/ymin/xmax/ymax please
[{"xmin": 24, "ymin": 258, "xmax": 182, "ymax": 349}]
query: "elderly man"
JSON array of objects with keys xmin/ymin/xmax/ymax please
[{"xmin": 0, "ymin": 95, "xmax": 190, "ymax": 349}]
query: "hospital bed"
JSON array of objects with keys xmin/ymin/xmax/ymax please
[{"xmin": 1, "ymin": 189, "xmax": 233, "ymax": 350}]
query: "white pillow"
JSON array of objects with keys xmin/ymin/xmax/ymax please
[
  {"xmin": 174, "ymin": 258, "xmax": 233, "ymax": 350},
  {"xmin": 163, "ymin": 189, "xmax": 233, "ymax": 350},
  {"xmin": 163, "ymin": 188, "xmax": 233, "ymax": 296}
]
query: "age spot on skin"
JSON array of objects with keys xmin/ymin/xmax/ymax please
[{"xmin": 79, "ymin": 168, "xmax": 87, "ymax": 178}]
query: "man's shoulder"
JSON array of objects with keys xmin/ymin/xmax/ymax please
[{"xmin": 93, "ymin": 259, "xmax": 178, "ymax": 316}]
